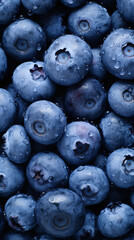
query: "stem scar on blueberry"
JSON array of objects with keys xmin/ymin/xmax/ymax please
[
  {"xmin": 55, "ymin": 48, "xmax": 71, "ymax": 64},
  {"xmin": 15, "ymin": 39, "xmax": 30, "ymax": 52},
  {"xmin": 73, "ymin": 141, "xmax": 90, "ymax": 156},
  {"xmin": 122, "ymin": 155, "xmax": 134, "ymax": 175},
  {"xmin": 122, "ymin": 43, "xmax": 134, "ymax": 57},
  {"xmin": 33, "ymin": 122, "xmax": 47, "ymax": 135},
  {"xmin": 78, "ymin": 20, "xmax": 90, "ymax": 32},
  {"xmin": 30, "ymin": 64, "xmax": 46, "ymax": 80}
]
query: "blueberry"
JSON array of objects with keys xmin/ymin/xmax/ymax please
[
  {"xmin": 6, "ymin": 84, "xmax": 29, "ymax": 124},
  {"xmin": 99, "ymin": 111, "xmax": 134, "ymax": 152},
  {"xmin": 0, "ymin": 47, "xmax": 7, "ymax": 82},
  {"xmin": 24, "ymin": 100, "xmax": 66, "ymax": 145},
  {"xmin": 21, "ymin": 0, "xmax": 57, "ymax": 15},
  {"xmin": 57, "ymin": 121, "xmax": 101, "ymax": 166},
  {"xmin": 37, "ymin": 8, "xmax": 67, "ymax": 44},
  {"xmin": 65, "ymin": 78, "xmax": 107, "ymax": 120},
  {"xmin": 26, "ymin": 152, "xmax": 69, "ymax": 192},
  {"xmin": 108, "ymin": 80, "xmax": 134, "ymax": 117},
  {"xmin": 74, "ymin": 210, "xmax": 96, "ymax": 240},
  {"xmin": 0, "ymin": 155, "xmax": 25, "ymax": 197},
  {"xmin": 5, "ymin": 194, "xmax": 37, "ymax": 232},
  {"xmin": 111, "ymin": 10, "xmax": 129, "ymax": 30},
  {"xmin": 97, "ymin": 202, "xmax": 134, "ymax": 238},
  {"xmin": 0, "ymin": 0, "xmax": 21, "ymax": 25},
  {"xmin": 101, "ymin": 28, "xmax": 134, "ymax": 79},
  {"xmin": 106, "ymin": 148, "xmax": 134, "ymax": 189},
  {"xmin": 117, "ymin": 0, "xmax": 134, "ymax": 23},
  {"xmin": 88, "ymin": 48, "xmax": 107, "ymax": 80},
  {"xmin": 38, "ymin": 235, "xmax": 56, "ymax": 240},
  {"xmin": 68, "ymin": 2, "xmax": 111, "ymax": 46},
  {"xmin": 2, "ymin": 232, "xmax": 33, "ymax": 240},
  {"xmin": 130, "ymin": 191, "xmax": 134, "ymax": 208},
  {"xmin": 69, "ymin": 166, "xmax": 109, "ymax": 205},
  {"xmin": 36, "ymin": 188, "xmax": 85, "ymax": 238},
  {"xmin": 44, "ymin": 34, "xmax": 92, "ymax": 86},
  {"xmin": 3, "ymin": 125, "xmax": 31, "ymax": 164},
  {"xmin": 60, "ymin": 0, "xmax": 86, "ymax": 8},
  {"xmin": 2, "ymin": 19, "xmax": 46, "ymax": 61},
  {"xmin": 0, "ymin": 88, "xmax": 16, "ymax": 133},
  {"xmin": 12, "ymin": 61, "xmax": 56, "ymax": 102}
]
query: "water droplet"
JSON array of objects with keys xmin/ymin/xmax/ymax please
[{"xmin": 114, "ymin": 61, "xmax": 120, "ymax": 69}]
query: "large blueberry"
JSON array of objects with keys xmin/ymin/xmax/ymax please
[
  {"xmin": 65, "ymin": 78, "xmax": 107, "ymax": 120},
  {"xmin": 12, "ymin": 61, "xmax": 56, "ymax": 102},
  {"xmin": 57, "ymin": 121, "xmax": 101, "ymax": 166},
  {"xmin": 68, "ymin": 2, "xmax": 111, "ymax": 46},
  {"xmin": 60, "ymin": 0, "xmax": 86, "ymax": 8},
  {"xmin": 0, "ymin": 88, "xmax": 16, "ymax": 133},
  {"xmin": 0, "ymin": 47, "xmax": 7, "ymax": 82},
  {"xmin": 0, "ymin": 155, "xmax": 25, "ymax": 197},
  {"xmin": 24, "ymin": 100, "xmax": 66, "ymax": 145},
  {"xmin": 101, "ymin": 28, "xmax": 134, "ymax": 79},
  {"xmin": 117, "ymin": 0, "xmax": 134, "ymax": 23},
  {"xmin": 3, "ymin": 19, "xmax": 46, "ymax": 61},
  {"xmin": 99, "ymin": 111, "xmax": 134, "ymax": 152},
  {"xmin": 21, "ymin": 0, "xmax": 57, "ymax": 15},
  {"xmin": 108, "ymin": 80, "xmax": 134, "ymax": 117},
  {"xmin": 69, "ymin": 166, "xmax": 109, "ymax": 205},
  {"xmin": 26, "ymin": 152, "xmax": 69, "ymax": 192},
  {"xmin": 5, "ymin": 194, "xmax": 36, "ymax": 232},
  {"xmin": 3, "ymin": 125, "xmax": 31, "ymax": 164},
  {"xmin": 44, "ymin": 34, "xmax": 92, "ymax": 86},
  {"xmin": 106, "ymin": 148, "xmax": 134, "ymax": 189},
  {"xmin": 97, "ymin": 202, "xmax": 134, "ymax": 238},
  {"xmin": 88, "ymin": 48, "xmax": 107, "ymax": 80},
  {"xmin": 0, "ymin": 0, "xmax": 21, "ymax": 25},
  {"xmin": 36, "ymin": 188, "xmax": 85, "ymax": 238}
]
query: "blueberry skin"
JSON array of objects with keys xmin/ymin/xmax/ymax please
[
  {"xmin": 0, "ymin": 0, "xmax": 21, "ymax": 25},
  {"xmin": 44, "ymin": 34, "xmax": 92, "ymax": 86},
  {"xmin": 130, "ymin": 191, "xmax": 134, "ymax": 208},
  {"xmin": 21, "ymin": 0, "xmax": 57, "ymax": 15},
  {"xmin": 99, "ymin": 111, "xmax": 134, "ymax": 152},
  {"xmin": 7, "ymin": 84, "xmax": 29, "ymax": 124},
  {"xmin": 88, "ymin": 48, "xmax": 107, "ymax": 80},
  {"xmin": 60, "ymin": 0, "xmax": 86, "ymax": 8},
  {"xmin": 65, "ymin": 78, "xmax": 107, "ymax": 121},
  {"xmin": 106, "ymin": 148, "xmax": 134, "ymax": 189},
  {"xmin": 74, "ymin": 210, "xmax": 96, "ymax": 240},
  {"xmin": 108, "ymin": 80, "xmax": 134, "ymax": 117},
  {"xmin": 2, "ymin": 232, "xmax": 33, "ymax": 240},
  {"xmin": 36, "ymin": 188, "xmax": 86, "ymax": 238},
  {"xmin": 26, "ymin": 152, "xmax": 69, "ymax": 192},
  {"xmin": 24, "ymin": 100, "xmax": 66, "ymax": 145},
  {"xmin": 37, "ymin": 8, "xmax": 67, "ymax": 43},
  {"xmin": 3, "ymin": 125, "xmax": 31, "ymax": 164},
  {"xmin": 0, "ymin": 88, "xmax": 16, "ymax": 133},
  {"xmin": 12, "ymin": 61, "xmax": 56, "ymax": 102},
  {"xmin": 101, "ymin": 28, "xmax": 134, "ymax": 79},
  {"xmin": 0, "ymin": 47, "xmax": 7, "ymax": 81},
  {"xmin": 68, "ymin": 3, "xmax": 111, "ymax": 47},
  {"xmin": 69, "ymin": 166, "xmax": 109, "ymax": 206},
  {"xmin": 97, "ymin": 202, "xmax": 134, "ymax": 238},
  {"xmin": 57, "ymin": 121, "xmax": 101, "ymax": 166},
  {"xmin": 39, "ymin": 236, "xmax": 56, "ymax": 240},
  {"xmin": 5, "ymin": 194, "xmax": 36, "ymax": 232},
  {"xmin": 0, "ymin": 155, "xmax": 25, "ymax": 198},
  {"xmin": 111, "ymin": 10, "xmax": 129, "ymax": 30},
  {"xmin": 3, "ymin": 19, "xmax": 46, "ymax": 62},
  {"xmin": 117, "ymin": 0, "xmax": 134, "ymax": 23}
]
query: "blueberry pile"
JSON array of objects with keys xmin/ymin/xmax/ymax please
[{"xmin": 0, "ymin": 0, "xmax": 134, "ymax": 239}]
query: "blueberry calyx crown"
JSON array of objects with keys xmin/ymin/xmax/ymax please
[
  {"xmin": 33, "ymin": 122, "xmax": 47, "ymax": 135},
  {"xmin": 9, "ymin": 216, "xmax": 24, "ymax": 231},
  {"xmin": 73, "ymin": 141, "xmax": 90, "ymax": 157},
  {"xmin": 122, "ymin": 43, "xmax": 134, "ymax": 57},
  {"xmin": 78, "ymin": 20, "xmax": 90, "ymax": 32},
  {"xmin": 107, "ymin": 202, "xmax": 122, "ymax": 212},
  {"xmin": 55, "ymin": 48, "xmax": 71, "ymax": 64},
  {"xmin": 122, "ymin": 155, "xmax": 134, "ymax": 175},
  {"xmin": 30, "ymin": 64, "xmax": 46, "ymax": 81},
  {"xmin": 15, "ymin": 39, "xmax": 30, "ymax": 52},
  {"xmin": 122, "ymin": 88, "xmax": 134, "ymax": 102}
]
